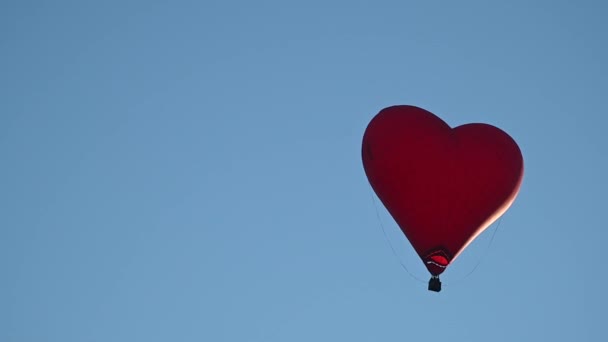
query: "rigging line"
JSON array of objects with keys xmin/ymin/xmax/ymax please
[
  {"xmin": 443, "ymin": 216, "xmax": 504, "ymax": 288},
  {"xmin": 463, "ymin": 217, "xmax": 503, "ymax": 278},
  {"xmin": 369, "ymin": 190, "xmax": 426, "ymax": 284}
]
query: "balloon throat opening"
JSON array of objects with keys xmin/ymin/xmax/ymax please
[{"xmin": 424, "ymin": 248, "xmax": 452, "ymax": 276}]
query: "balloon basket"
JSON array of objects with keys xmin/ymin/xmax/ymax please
[{"xmin": 428, "ymin": 276, "xmax": 441, "ymax": 292}]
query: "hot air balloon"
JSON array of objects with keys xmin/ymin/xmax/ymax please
[{"xmin": 362, "ymin": 105, "xmax": 524, "ymax": 292}]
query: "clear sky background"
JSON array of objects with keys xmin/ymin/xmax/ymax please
[{"xmin": 2, "ymin": 1, "xmax": 607, "ymax": 341}]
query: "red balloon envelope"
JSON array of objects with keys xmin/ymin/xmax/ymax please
[{"xmin": 362, "ymin": 105, "xmax": 524, "ymax": 278}]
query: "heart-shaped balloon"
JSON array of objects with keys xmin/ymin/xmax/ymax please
[{"xmin": 362, "ymin": 105, "xmax": 524, "ymax": 277}]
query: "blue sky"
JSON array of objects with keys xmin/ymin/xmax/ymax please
[{"xmin": 1, "ymin": 1, "xmax": 606, "ymax": 341}]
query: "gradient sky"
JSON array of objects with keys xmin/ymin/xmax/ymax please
[{"xmin": 2, "ymin": 1, "xmax": 607, "ymax": 341}]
